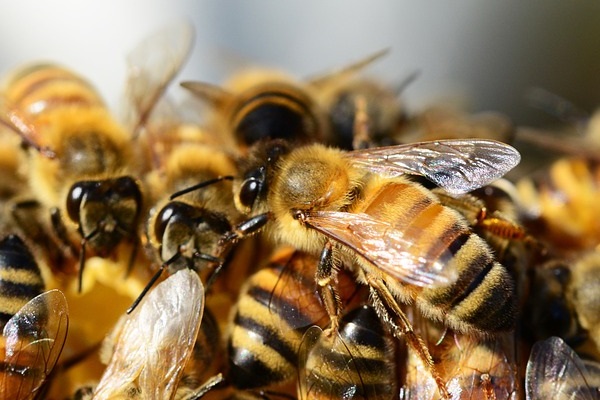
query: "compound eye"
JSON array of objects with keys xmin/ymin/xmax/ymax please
[
  {"xmin": 154, "ymin": 202, "xmax": 186, "ymax": 241},
  {"xmin": 238, "ymin": 178, "xmax": 260, "ymax": 210},
  {"xmin": 67, "ymin": 182, "xmax": 87, "ymax": 222}
]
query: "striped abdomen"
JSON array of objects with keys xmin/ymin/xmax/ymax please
[
  {"xmin": 229, "ymin": 82, "xmax": 323, "ymax": 147},
  {"xmin": 4, "ymin": 63, "xmax": 104, "ymax": 124},
  {"xmin": 0, "ymin": 235, "xmax": 44, "ymax": 330},
  {"xmin": 227, "ymin": 247, "xmax": 356, "ymax": 390},
  {"xmin": 299, "ymin": 305, "xmax": 397, "ymax": 400},
  {"xmin": 358, "ymin": 179, "xmax": 516, "ymax": 334}
]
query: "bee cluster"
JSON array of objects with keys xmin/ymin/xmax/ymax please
[{"xmin": 0, "ymin": 21, "xmax": 599, "ymax": 400}]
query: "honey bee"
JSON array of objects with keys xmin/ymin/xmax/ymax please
[
  {"xmin": 91, "ymin": 268, "xmax": 205, "ymax": 399},
  {"xmin": 0, "ymin": 234, "xmax": 69, "ymax": 400},
  {"xmin": 297, "ymin": 304, "xmax": 397, "ymax": 400},
  {"xmin": 525, "ymin": 336, "xmax": 600, "ymax": 399},
  {"xmin": 129, "ymin": 116, "xmax": 243, "ymax": 313},
  {"xmin": 218, "ymin": 138, "xmax": 520, "ymax": 399},
  {"xmin": 398, "ymin": 106, "xmax": 515, "ymax": 145},
  {"xmin": 526, "ymin": 250, "xmax": 600, "ymax": 356},
  {"xmin": 180, "ymin": 66, "xmax": 327, "ymax": 152},
  {"xmin": 308, "ymin": 49, "xmax": 416, "ymax": 150},
  {"xmin": 0, "ymin": 22, "xmax": 194, "ymax": 292},
  {"xmin": 226, "ymin": 246, "xmax": 357, "ymax": 393}
]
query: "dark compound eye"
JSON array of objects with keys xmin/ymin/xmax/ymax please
[
  {"xmin": 67, "ymin": 182, "xmax": 90, "ymax": 222},
  {"xmin": 238, "ymin": 178, "xmax": 260, "ymax": 209},
  {"xmin": 154, "ymin": 202, "xmax": 194, "ymax": 241},
  {"xmin": 237, "ymin": 166, "xmax": 266, "ymax": 210}
]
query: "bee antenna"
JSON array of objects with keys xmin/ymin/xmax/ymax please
[
  {"xmin": 169, "ymin": 176, "xmax": 234, "ymax": 200},
  {"xmin": 127, "ymin": 264, "xmax": 165, "ymax": 314},
  {"xmin": 392, "ymin": 70, "xmax": 421, "ymax": 97}
]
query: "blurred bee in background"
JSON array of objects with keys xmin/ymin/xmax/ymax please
[
  {"xmin": 525, "ymin": 250, "xmax": 600, "ymax": 358},
  {"xmin": 308, "ymin": 49, "xmax": 417, "ymax": 150},
  {"xmin": 0, "ymin": 234, "xmax": 69, "ymax": 400},
  {"xmin": 0, "ymin": 21, "xmax": 195, "ymax": 293},
  {"xmin": 89, "ymin": 269, "xmax": 205, "ymax": 399},
  {"xmin": 217, "ymin": 137, "xmax": 521, "ymax": 399},
  {"xmin": 180, "ymin": 63, "xmax": 327, "ymax": 153},
  {"xmin": 525, "ymin": 336, "xmax": 600, "ymax": 400},
  {"xmin": 0, "ymin": 63, "xmax": 143, "ymax": 292},
  {"xmin": 297, "ymin": 304, "xmax": 397, "ymax": 400},
  {"xmin": 398, "ymin": 105, "xmax": 516, "ymax": 145}
]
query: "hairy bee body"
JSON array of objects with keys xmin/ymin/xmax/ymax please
[
  {"xmin": 182, "ymin": 68, "xmax": 327, "ymax": 151},
  {"xmin": 228, "ymin": 247, "xmax": 357, "ymax": 391},
  {"xmin": 265, "ymin": 144, "xmax": 516, "ymax": 335},
  {"xmin": 0, "ymin": 234, "xmax": 69, "ymax": 400},
  {"xmin": 147, "ymin": 138, "xmax": 239, "ymax": 275},
  {"xmin": 0, "ymin": 235, "xmax": 45, "ymax": 329},
  {"xmin": 3, "ymin": 63, "xmax": 142, "ymax": 285}
]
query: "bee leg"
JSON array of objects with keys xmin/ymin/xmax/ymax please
[
  {"xmin": 217, "ymin": 213, "xmax": 271, "ymax": 255},
  {"xmin": 180, "ymin": 373, "xmax": 226, "ymax": 400},
  {"xmin": 124, "ymin": 235, "xmax": 140, "ymax": 278},
  {"xmin": 352, "ymin": 95, "xmax": 372, "ymax": 150},
  {"xmin": 316, "ymin": 241, "xmax": 343, "ymax": 336},
  {"xmin": 193, "ymin": 251, "xmax": 224, "ymax": 291},
  {"xmin": 50, "ymin": 207, "xmax": 80, "ymax": 258},
  {"xmin": 367, "ymin": 277, "xmax": 451, "ymax": 400}
]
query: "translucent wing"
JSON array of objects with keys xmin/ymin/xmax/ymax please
[
  {"xmin": 122, "ymin": 20, "xmax": 195, "ymax": 136},
  {"xmin": 306, "ymin": 48, "xmax": 390, "ymax": 87},
  {"xmin": 301, "ymin": 211, "xmax": 458, "ymax": 287},
  {"xmin": 297, "ymin": 325, "xmax": 323, "ymax": 400},
  {"xmin": 94, "ymin": 269, "xmax": 204, "ymax": 399},
  {"xmin": 347, "ymin": 139, "xmax": 521, "ymax": 195},
  {"xmin": 525, "ymin": 336, "xmax": 599, "ymax": 400},
  {"xmin": 0, "ymin": 289, "xmax": 69, "ymax": 400},
  {"xmin": 445, "ymin": 334, "xmax": 518, "ymax": 400}
]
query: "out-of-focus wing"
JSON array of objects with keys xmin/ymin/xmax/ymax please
[
  {"xmin": 300, "ymin": 211, "xmax": 457, "ymax": 287},
  {"xmin": 347, "ymin": 139, "xmax": 521, "ymax": 195},
  {"xmin": 122, "ymin": 20, "xmax": 195, "ymax": 136},
  {"xmin": 93, "ymin": 269, "xmax": 204, "ymax": 400},
  {"xmin": 0, "ymin": 289, "xmax": 69, "ymax": 400},
  {"xmin": 525, "ymin": 336, "xmax": 599, "ymax": 400}
]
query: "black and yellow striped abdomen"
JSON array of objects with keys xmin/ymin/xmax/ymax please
[
  {"xmin": 356, "ymin": 178, "xmax": 516, "ymax": 334},
  {"xmin": 0, "ymin": 234, "xmax": 44, "ymax": 330},
  {"xmin": 299, "ymin": 304, "xmax": 397, "ymax": 400},
  {"xmin": 227, "ymin": 247, "xmax": 356, "ymax": 390}
]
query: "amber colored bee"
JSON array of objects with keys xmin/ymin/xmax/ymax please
[
  {"xmin": 180, "ymin": 66, "xmax": 327, "ymax": 153},
  {"xmin": 0, "ymin": 234, "xmax": 69, "ymax": 400},
  {"xmin": 0, "ymin": 22, "xmax": 194, "ymax": 292},
  {"xmin": 127, "ymin": 118, "xmax": 243, "ymax": 313},
  {"xmin": 525, "ymin": 336, "xmax": 600, "ymax": 400},
  {"xmin": 216, "ymin": 137, "xmax": 520, "ymax": 399},
  {"xmin": 297, "ymin": 304, "xmax": 397, "ymax": 400}
]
